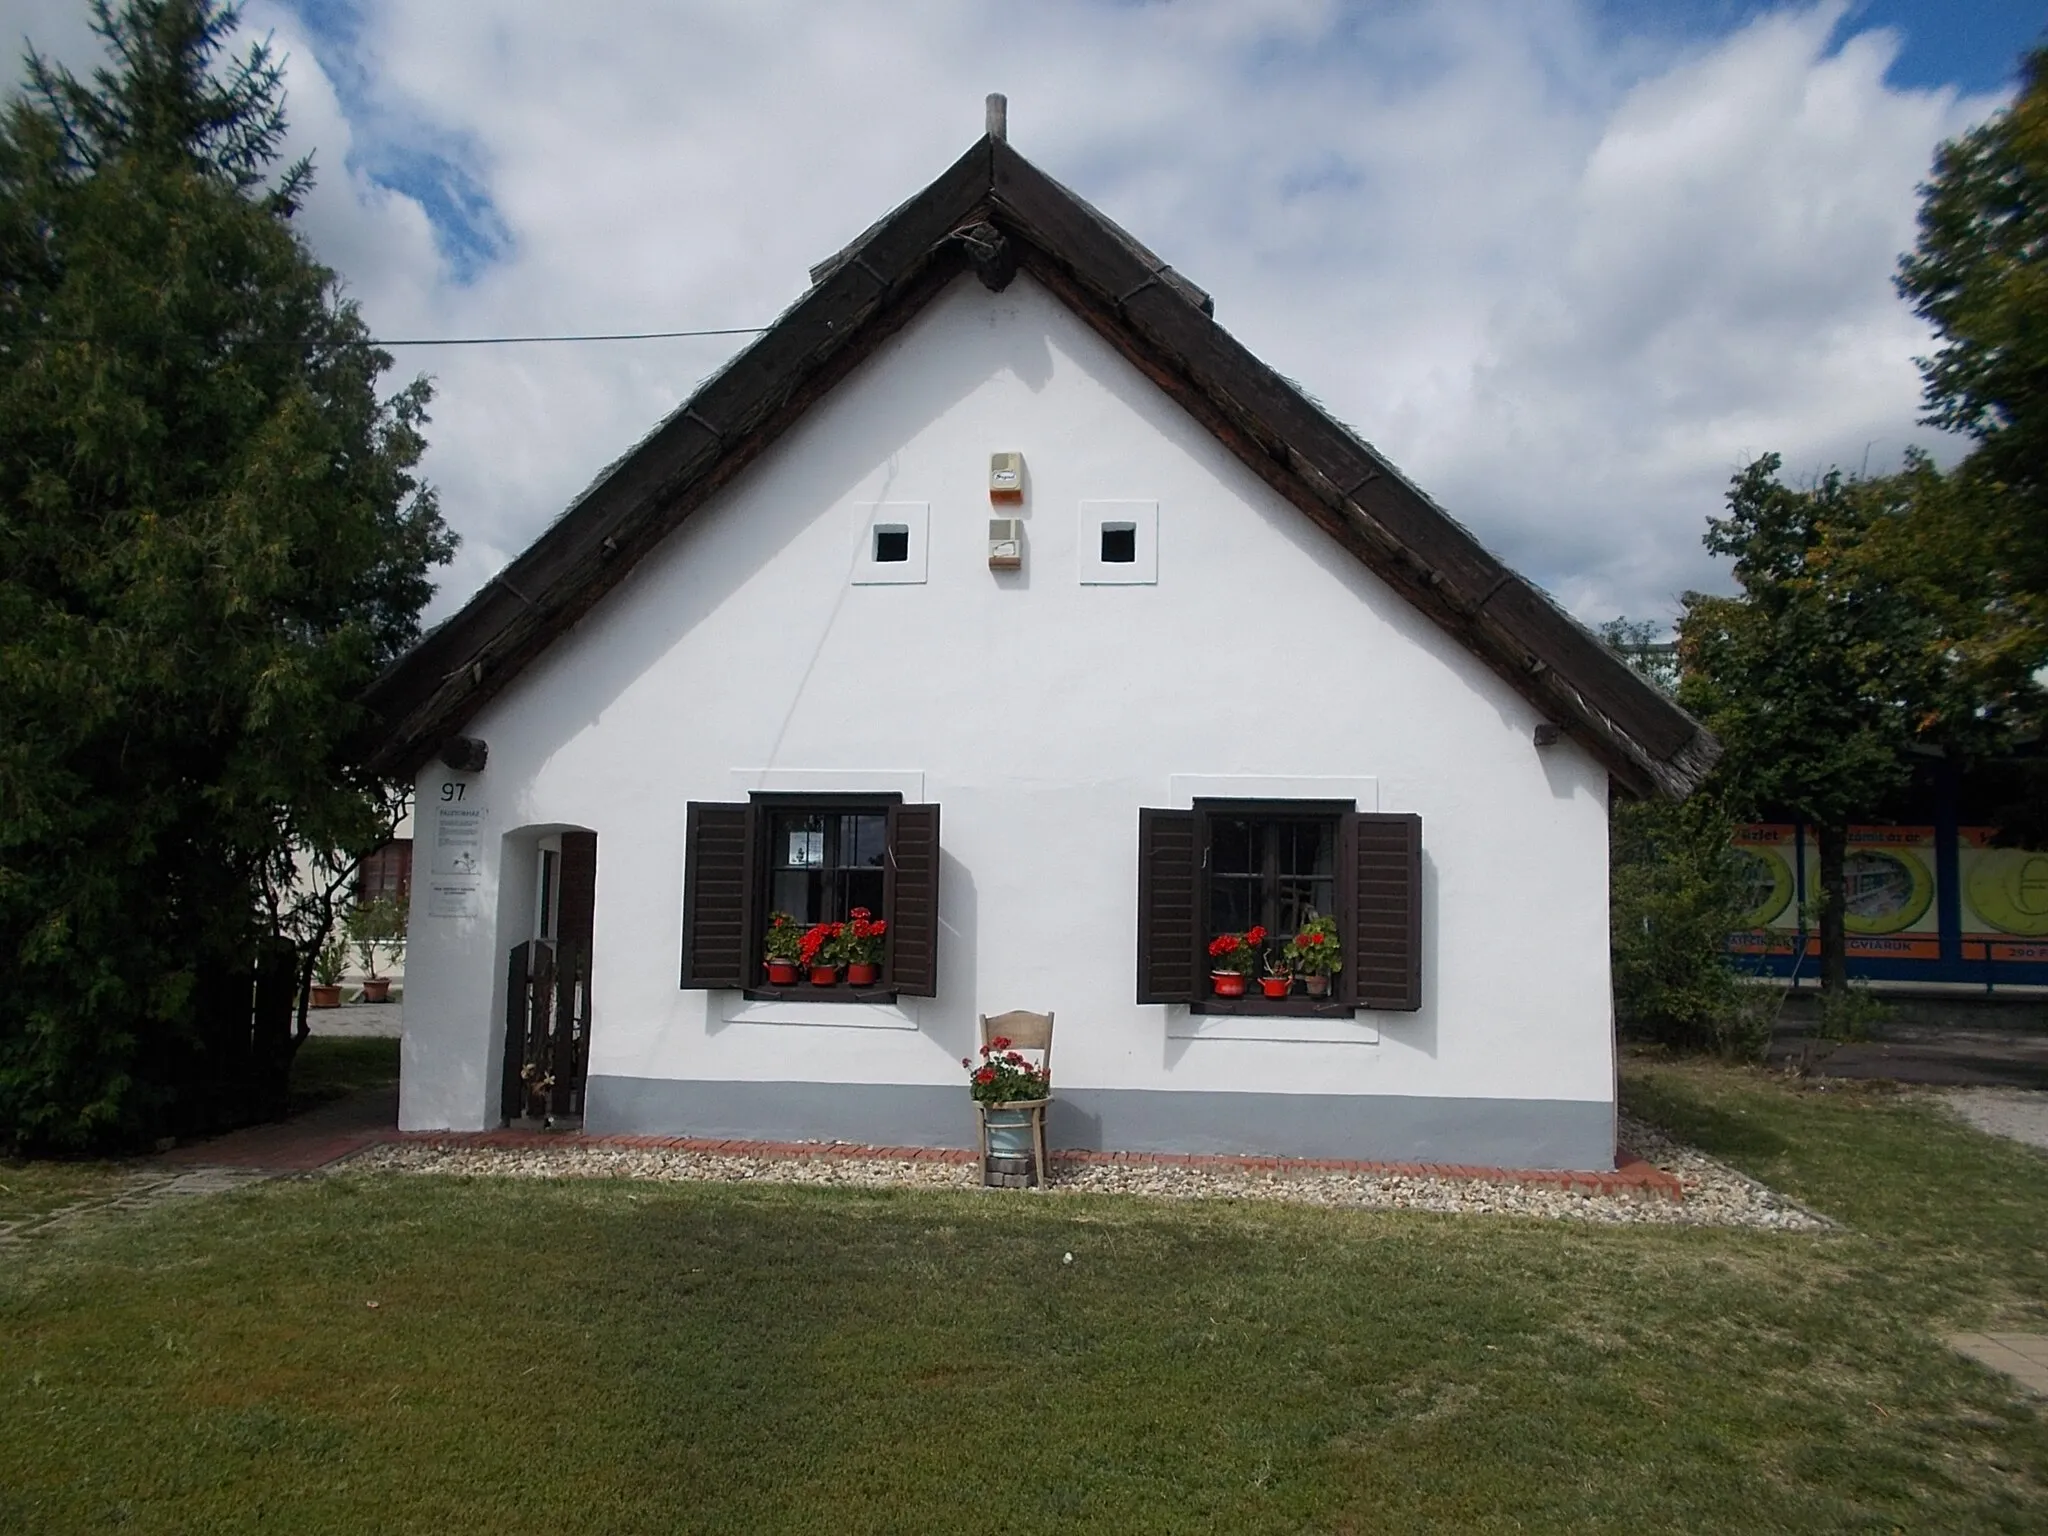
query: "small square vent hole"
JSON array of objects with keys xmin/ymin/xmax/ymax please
[
  {"xmin": 1100, "ymin": 523, "xmax": 1137, "ymax": 563},
  {"xmin": 873, "ymin": 525, "xmax": 910, "ymax": 563}
]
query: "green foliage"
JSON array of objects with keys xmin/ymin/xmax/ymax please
[
  {"xmin": 0, "ymin": 2, "xmax": 453, "ymax": 1149},
  {"xmin": 1599, "ymin": 620, "xmax": 1763, "ymax": 1058},
  {"xmin": 1608, "ymin": 790, "xmax": 1767, "ymax": 1057},
  {"xmin": 345, "ymin": 895, "xmax": 404, "ymax": 980},
  {"xmin": 1677, "ymin": 457, "xmax": 1973, "ymax": 997},
  {"xmin": 1280, "ymin": 911, "xmax": 1342, "ymax": 975},
  {"xmin": 1896, "ymin": 48, "xmax": 2048, "ymax": 727},
  {"xmin": 761, "ymin": 912, "xmax": 803, "ymax": 964}
]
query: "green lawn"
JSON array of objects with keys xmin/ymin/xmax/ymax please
[{"xmin": 1, "ymin": 1057, "xmax": 2044, "ymax": 1533}]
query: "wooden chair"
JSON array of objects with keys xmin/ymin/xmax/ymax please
[{"xmin": 977, "ymin": 1010, "xmax": 1054, "ymax": 1188}]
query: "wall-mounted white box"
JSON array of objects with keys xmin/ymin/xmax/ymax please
[
  {"xmin": 1077, "ymin": 499, "xmax": 1157, "ymax": 584},
  {"xmin": 851, "ymin": 502, "xmax": 929, "ymax": 585}
]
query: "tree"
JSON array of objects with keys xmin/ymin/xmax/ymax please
[
  {"xmin": 1677, "ymin": 457, "xmax": 1973, "ymax": 1002},
  {"xmin": 1895, "ymin": 47, "xmax": 2048, "ymax": 734},
  {"xmin": 0, "ymin": 1, "xmax": 454, "ymax": 1149}
]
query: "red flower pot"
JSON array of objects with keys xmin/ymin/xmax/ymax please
[
  {"xmin": 1211, "ymin": 972, "xmax": 1246, "ymax": 997},
  {"xmin": 765, "ymin": 960, "xmax": 799, "ymax": 986},
  {"xmin": 809, "ymin": 965, "xmax": 841, "ymax": 986},
  {"xmin": 1260, "ymin": 976, "xmax": 1292, "ymax": 999},
  {"xmin": 846, "ymin": 962, "xmax": 879, "ymax": 986}
]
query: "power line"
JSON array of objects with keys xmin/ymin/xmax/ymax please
[
  {"xmin": 8, "ymin": 324, "xmax": 772, "ymax": 348},
  {"xmin": 369, "ymin": 326, "xmax": 770, "ymax": 346}
]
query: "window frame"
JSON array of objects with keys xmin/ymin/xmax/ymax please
[
  {"xmin": 1192, "ymin": 798, "xmax": 1355, "ymax": 1019},
  {"xmin": 743, "ymin": 791, "xmax": 904, "ymax": 1004}
]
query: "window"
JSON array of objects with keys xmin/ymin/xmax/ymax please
[
  {"xmin": 1206, "ymin": 811, "xmax": 1336, "ymax": 937},
  {"xmin": 768, "ymin": 807, "xmax": 888, "ymax": 927},
  {"xmin": 1137, "ymin": 801, "xmax": 1422, "ymax": 1016},
  {"xmin": 680, "ymin": 796, "xmax": 942, "ymax": 1000},
  {"xmin": 852, "ymin": 501, "xmax": 929, "ymax": 585},
  {"xmin": 1078, "ymin": 499, "xmax": 1158, "ymax": 584},
  {"xmin": 356, "ymin": 839, "xmax": 413, "ymax": 907}
]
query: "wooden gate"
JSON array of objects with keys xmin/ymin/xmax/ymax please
[{"xmin": 499, "ymin": 939, "xmax": 591, "ymax": 1122}]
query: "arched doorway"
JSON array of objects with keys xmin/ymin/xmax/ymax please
[{"xmin": 499, "ymin": 827, "xmax": 596, "ymax": 1125}]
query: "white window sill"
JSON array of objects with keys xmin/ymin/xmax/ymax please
[
  {"xmin": 720, "ymin": 997, "xmax": 920, "ymax": 1030},
  {"xmin": 1167, "ymin": 1009, "xmax": 1380, "ymax": 1046}
]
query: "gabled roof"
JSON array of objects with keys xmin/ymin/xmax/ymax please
[{"xmin": 360, "ymin": 135, "xmax": 1718, "ymax": 798}]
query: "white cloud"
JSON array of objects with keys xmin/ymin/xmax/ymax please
[{"xmin": 1, "ymin": 0, "xmax": 2006, "ymax": 630}]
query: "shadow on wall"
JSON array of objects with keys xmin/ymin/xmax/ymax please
[{"xmin": 932, "ymin": 848, "xmax": 980, "ymax": 1067}]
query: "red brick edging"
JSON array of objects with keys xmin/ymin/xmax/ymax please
[{"xmin": 383, "ymin": 1127, "xmax": 1685, "ymax": 1202}]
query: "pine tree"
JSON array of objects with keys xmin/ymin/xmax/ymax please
[{"xmin": 0, "ymin": 1, "xmax": 454, "ymax": 1148}]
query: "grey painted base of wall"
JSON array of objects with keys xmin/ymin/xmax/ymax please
[{"xmin": 584, "ymin": 1075, "xmax": 1617, "ymax": 1172}]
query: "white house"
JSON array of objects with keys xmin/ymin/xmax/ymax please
[{"xmin": 363, "ymin": 119, "xmax": 1716, "ymax": 1172}]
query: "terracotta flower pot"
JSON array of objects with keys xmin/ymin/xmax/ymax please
[
  {"xmin": 765, "ymin": 960, "xmax": 799, "ymax": 986},
  {"xmin": 309, "ymin": 983, "xmax": 343, "ymax": 1009},
  {"xmin": 1303, "ymin": 974, "xmax": 1331, "ymax": 998},
  {"xmin": 1260, "ymin": 976, "xmax": 1292, "ymax": 999},
  {"xmin": 360, "ymin": 977, "xmax": 391, "ymax": 1004},
  {"xmin": 809, "ymin": 964, "xmax": 841, "ymax": 986},
  {"xmin": 1211, "ymin": 971, "xmax": 1246, "ymax": 997},
  {"xmin": 846, "ymin": 962, "xmax": 880, "ymax": 986}
]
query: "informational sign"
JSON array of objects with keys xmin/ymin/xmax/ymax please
[
  {"xmin": 427, "ymin": 880, "xmax": 481, "ymax": 919},
  {"xmin": 1729, "ymin": 822, "xmax": 2048, "ymax": 972},
  {"xmin": 427, "ymin": 785, "xmax": 484, "ymax": 919},
  {"xmin": 1730, "ymin": 824, "xmax": 1941, "ymax": 959},
  {"xmin": 1960, "ymin": 828, "xmax": 2048, "ymax": 963}
]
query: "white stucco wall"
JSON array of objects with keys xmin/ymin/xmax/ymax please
[{"xmin": 400, "ymin": 273, "xmax": 1615, "ymax": 1162}]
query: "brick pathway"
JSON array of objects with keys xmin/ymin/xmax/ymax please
[{"xmin": 158, "ymin": 1085, "xmax": 399, "ymax": 1173}]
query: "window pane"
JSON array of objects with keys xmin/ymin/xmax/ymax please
[
  {"xmin": 1278, "ymin": 820, "xmax": 1334, "ymax": 878},
  {"xmin": 772, "ymin": 870, "xmax": 824, "ymax": 923},
  {"xmin": 844, "ymin": 813, "xmax": 888, "ymax": 869},
  {"xmin": 772, "ymin": 813, "xmax": 827, "ymax": 871},
  {"xmin": 1276, "ymin": 878, "xmax": 1335, "ymax": 934},
  {"xmin": 1210, "ymin": 876, "xmax": 1257, "ymax": 937},
  {"xmin": 840, "ymin": 867, "xmax": 886, "ymax": 918},
  {"xmin": 1211, "ymin": 817, "xmax": 1255, "ymax": 875}
]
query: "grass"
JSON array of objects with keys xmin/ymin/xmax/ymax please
[
  {"xmin": 285, "ymin": 1034, "xmax": 400, "ymax": 1112},
  {"xmin": 0, "ymin": 1037, "xmax": 398, "ymax": 1223},
  {"xmin": 0, "ymin": 1057, "xmax": 2043, "ymax": 1532}
]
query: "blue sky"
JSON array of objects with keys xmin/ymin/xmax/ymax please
[
  {"xmin": 1, "ymin": 0, "xmax": 2032, "ymax": 625},
  {"xmin": 1594, "ymin": 0, "xmax": 2043, "ymax": 93}
]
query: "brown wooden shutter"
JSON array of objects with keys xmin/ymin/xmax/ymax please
[
  {"xmin": 557, "ymin": 830, "xmax": 598, "ymax": 954},
  {"xmin": 1137, "ymin": 808, "xmax": 1198, "ymax": 1003},
  {"xmin": 884, "ymin": 802, "xmax": 941, "ymax": 996},
  {"xmin": 1341, "ymin": 812, "xmax": 1422, "ymax": 1011},
  {"xmin": 680, "ymin": 802, "xmax": 755, "ymax": 988}
]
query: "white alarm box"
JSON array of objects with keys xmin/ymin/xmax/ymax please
[{"xmin": 988, "ymin": 517, "xmax": 1024, "ymax": 571}]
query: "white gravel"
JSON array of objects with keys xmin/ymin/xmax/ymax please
[
  {"xmin": 1931, "ymin": 1087, "xmax": 2048, "ymax": 1153},
  {"xmin": 334, "ymin": 1112, "xmax": 1830, "ymax": 1230}
]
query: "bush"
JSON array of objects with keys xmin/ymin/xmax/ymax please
[{"xmin": 1611, "ymin": 794, "xmax": 1764, "ymax": 1058}]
